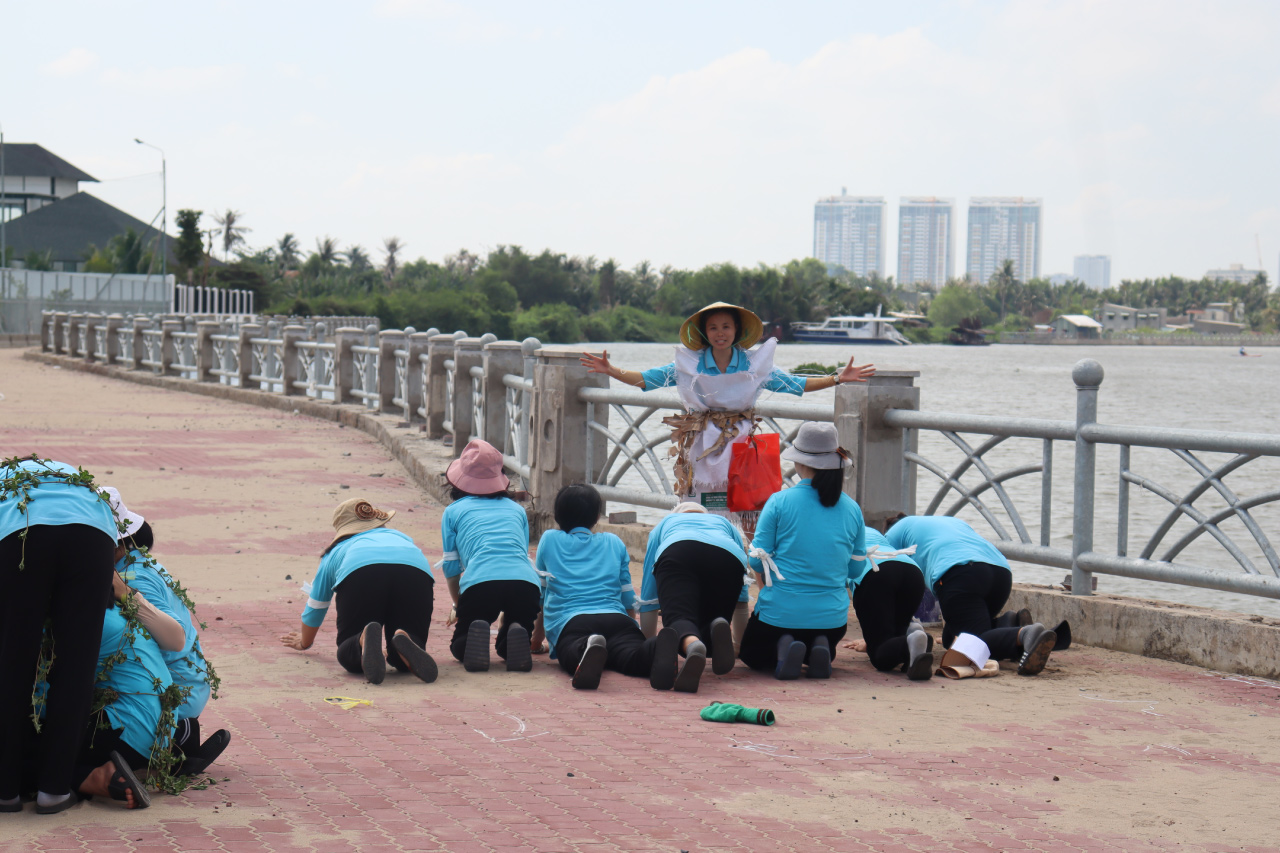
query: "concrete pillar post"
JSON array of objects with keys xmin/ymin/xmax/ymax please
[
  {"xmin": 159, "ymin": 320, "xmax": 183, "ymax": 376},
  {"xmin": 41, "ymin": 312, "xmax": 53, "ymax": 352},
  {"xmin": 406, "ymin": 331, "xmax": 433, "ymax": 421},
  {"xmin": 195, "ymin": 320, "xmax": 220, "ymax": 381},
  {"xmin": 131, "ymin": 317, "xmax": 150, "ymax": 368},
  {"xmin": 333, "ymin": 326, "xmax": 364, "ymax": 405},
  {"xmin": 52, "ymin": 312, "xmax": 67, "ymax": 354},
  {"xmin": 281, "ymin": 325, "xmax": 307, "ymax": 396},
  {"xmin": 67, "ymin": 313, "xmax": 83, "ymax": 357},
  {"xmin": 378, "ymin": 329, "xmax": 406, "ymax": 414},
  {"xmin": 482, "ymin": 340, "xmax": 525, "ymax": 462},
  {"xmin": 104, "ymin": 315, "xmax": 124, "ymax": 364},
  {"xmin": 834, "ymin": 369, "xmax": 920, "ymax": 531},
  {"xmin": 83, "ymin": 314, "xmax": 102, "ymax": 363},
  {"xmin": 451, "ymin": 337, "xmax": 486, "ymax": 455},
  {"xmin": 424, "ymin": 333, "xmax": 461, "ymax": 438},
  {"xmin": 237, "ymin": 323, "xmax": 261, "ymax": 388},
  {"xmin": 529, "ymin": 346, "xmax": 610, "ymax": 512}
]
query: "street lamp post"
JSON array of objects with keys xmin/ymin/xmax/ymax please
[{"xmin": 134, "ymin": 138, "xmax": 166, "ymax": 277}]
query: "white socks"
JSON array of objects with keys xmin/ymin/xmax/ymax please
[{"xmin": 906, "ymin": 629, "xmax": 928, "ymax": 660}]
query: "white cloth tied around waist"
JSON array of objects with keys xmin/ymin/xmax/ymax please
[
  {"xmin": 747, "ymin": 546, "xmax": 786, "ymax": 587},
  {"xmin": 850, "ymin": 543, "xmax": 917, "ymax": 572}
]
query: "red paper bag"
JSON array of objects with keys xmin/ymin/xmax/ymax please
[{"xmin": 727, "ymin": 432, "xmax": 782, "ymax": 513}]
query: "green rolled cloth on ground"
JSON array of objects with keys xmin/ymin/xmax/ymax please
[{"xmin": 699, "ymin": 702, "xmax": 775, "ymax": 726}]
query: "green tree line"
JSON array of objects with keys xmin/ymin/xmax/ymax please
[{"xmin": 162, "ymin": 210, "xmax": 1280, "ymax": 342}]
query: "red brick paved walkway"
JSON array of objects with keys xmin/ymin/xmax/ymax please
[{"xmin": 3, "ymin": 351, "xmax": 1279, "ymax": 852}]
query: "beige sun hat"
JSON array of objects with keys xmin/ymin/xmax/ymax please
[
  {"xmin": 330, "ymin": 498, "xmax": 395, "ymax": 546},
  {"xmin": 679, "ymin": 302, "xmax": 765, "ymax": 351}
]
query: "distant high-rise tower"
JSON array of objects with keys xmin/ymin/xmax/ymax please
[
  {"xmin": 897, "ymin": 197, "xmax": 954, "ymax": 287},
  {"xmin": 965, "ymin": 197, "xmax": 1042, "ymax": 284},
  {"xmin": 1073, "ymin": 255, "xmax": 1111, "ymax": 290},
  {"xmin": 813, "ymin": 190, "xmax": 885, "ymax": 277}
]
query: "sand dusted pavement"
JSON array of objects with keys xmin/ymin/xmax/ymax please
[{"xmin": 2, "ymin": 348, "xmax": 1279, "ymax": 853}]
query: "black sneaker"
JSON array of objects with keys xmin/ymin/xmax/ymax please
[
  {"xmin": 806, "ymin": 637, "xmax": 832, "ymax": 679},
  {"xmin": 464, "ymin": 620, "xmax": 491, "ymax": 672},
  {"xmin": 362, "ymin": 622, "xmax": 386, "ymax": 684},
  {"xmin": 709, "ymin": 617, "xmax": 735, "ymax": 675},
  {"xmin": 674, "ymin": 640, "xmax": 706, "ymax": 693},
  {"xmin": 392, "ymin": 632, "xmax": 439, "ymax": 684},
  {"xmin": 650, "ymin": 628, "xmax": 678, "ymax": 691},
  {"xmin": 775, "ymin": 639, "xmax": 805, "ymax": 681},
  {"xmin": 180, "ymin": 729, "xmax": 231, "ymax": 776},
  {"xmin": 1017, "ymin": 624, "xmax": 1057, "ymax": 676},
  {"xmin": 505, "ymin": 624, "xmax": 533, "ymax": 672},
  {"xmin": 572, "ymin": 635, "xmax": 607, "ymax": 690}
]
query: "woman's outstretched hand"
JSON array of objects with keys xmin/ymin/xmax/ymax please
[
  {"xmin": 279, "ymin": 631, "xmax": 308, "ymax": 650},
  {"xmin": 579, "ymin": 350, "xmax": 613, "ymax": 376},
  {"xmin": 838, "ymin": 355, "xmax": 876, "ymax": 384}
]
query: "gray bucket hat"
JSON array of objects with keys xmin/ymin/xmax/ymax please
[{"xmin": 780, "ymin": 422, "xmax": 850, "ymax": 470}]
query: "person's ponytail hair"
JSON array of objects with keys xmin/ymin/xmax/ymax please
[{"xmin": 809, "ymin": 448, "xmax": 851, "ymax": 508}]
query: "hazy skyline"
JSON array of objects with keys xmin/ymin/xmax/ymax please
[{"xmin": 10, "ymin": 0, "xmax": 1280, "ymax": 284}]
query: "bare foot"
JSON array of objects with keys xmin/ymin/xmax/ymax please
[{"xmin": 79, "ymin": 761, "xmax": 139, "ymax": 808}]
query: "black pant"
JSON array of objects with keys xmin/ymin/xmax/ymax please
[
  {"xmin": 653, "ymin": 540, "xmax": 744, "ymax": 658},
  {"xmin": 555, "ymin": 613, "xmax": 658, "ymax": 678},
  {"xmin": 334, "ymin": 563, "xmax": 434, "ymax": 674},
  {"xmin": 738, "ymin": 612, "xmax": 848, "ymax": 671},
  {"xmin": 448, "ymin": 579, "xmax": 542, "ymax": 662},
  {"xmin": 934, "ymin": 561, "xmax": 1020, "ymax": 661},
  {"xmin": 0, "ymin": 524, "xmax": 115, "ymax": 798},
  {"xmin": 852, "ymin": 561, "xmax": 927, "ymax": 671}
]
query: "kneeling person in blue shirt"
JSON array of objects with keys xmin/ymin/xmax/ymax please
[
  {"xmin": 537, "ymin": 485, "xmax": 679, "ymax": 690},
  {"xmin": 884, "ymin": 515, "xmax": 1057, "ymax": 675}
]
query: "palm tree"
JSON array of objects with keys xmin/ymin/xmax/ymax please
[
  {"xmin": 345, "ymin": 245, "xmax": 371, "ymax": 272},
  {"xmin": 315, "ymin": 236, "xmax": 340, "ymax": 265},
  {"xmin": 382, "ymin": 237, "xmax": 404, "ymax": 282},
  {"xmin": 276, "ymin": 233, "xmax": 302, "ymax": 271},
  {"xmin": 213, "ymin": 209, "xmax": 250, "ymax": 260}
]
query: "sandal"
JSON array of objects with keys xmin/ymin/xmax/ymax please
[
  {"xmin": 361, "ymin": 622, "xmax": 386, "ymax": 685},
  {"xmin": 392, "ymin": 632, "xmax": 439, "ymax": 684},
  {"xmin": 106, "ymin": 751, "xmax": 150, "ymax": 810}
]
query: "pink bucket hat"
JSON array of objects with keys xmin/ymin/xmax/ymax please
[{"xmin": 446, "ymin": 439, "xmax": 510, "ymax": 494}]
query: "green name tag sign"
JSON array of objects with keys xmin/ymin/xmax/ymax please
[{"xmin": 700, "ymin": 491, "xmax": 728, "ymax": 510}]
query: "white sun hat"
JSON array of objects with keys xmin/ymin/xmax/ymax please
[{"xmin": 102, "ymin": 486, "xmax": 146, "ymax": 541}]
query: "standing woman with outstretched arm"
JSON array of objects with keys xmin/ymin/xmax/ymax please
[{"xmin": 580, "ymin": 302, "xmax": 875, "ymax": 520}]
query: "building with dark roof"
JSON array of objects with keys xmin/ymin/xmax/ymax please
[
  {"xmin": 2, "ymin": 191, "xmax": 174, "ymax": 272},
  {"xmin": 1, "ymin": 143, "xmax": 98, "ymax": 220}
]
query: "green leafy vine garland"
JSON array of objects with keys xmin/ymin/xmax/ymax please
[{"xmin": 3, "ymin": 454, "xmax": 221, "ymax": 795}]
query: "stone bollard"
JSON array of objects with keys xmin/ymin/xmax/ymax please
[
  {"xmin": 41, "ymin": 312, "xmax": 53, "ymax": 352},
  {"xmin": 132, "ymin": 317, "xmax": 150, "ymax": 368},
  {"xmin": 424, "ymin": 333, "xmax": 461, "ymax": 438},
  {"xmin": 104, "ymin": 315, "xmax": 124, "ymax": 365},
  {"xmin": 481, "ymin": 340, "xmax": 525, "ymax": 457},
  {"xmin": 378, "ymin": 329, "xmax": 407, "ymax": 414},
  {"xmin": 529, "ymin": 346, "xmax": 609, "ymax": 511},
  {"xmin": 160, "ymin": 320, "xmax": 183, "ymax": 376},
  {"xmin": 406, "ymin": 332, "xmax": 433, "ymax": 421},
  {"xmin": 83, "ymin": 315, "xmax": 102, "ymax": 363},
  {"xmin": 237, "ymin": 324, "xmax": 261, "ymax": 388},
  {"xmin": 195, "ymin": 321, "xmax": 220, "ymax": 382},
  {"xmin": 52, "ymin": 312, "xmax": 67, "ymax": 354},
  {"xmin": 68, "ymin": 313, "xmax": 84, "ymax": 357},
  {"xmin": 280, "ymin": 325, "xmax": 307, "ymax": 395},
  {"xmin": 451, "ymin": 337, "xmax": 486, "ymax": 454},
  {"xmin": 834, "ymin": 370, "xmax": 921, "ymax": 531},
  {"xmin": 333, "ymin": 327, "xmax": 364, "ymax": 405}
]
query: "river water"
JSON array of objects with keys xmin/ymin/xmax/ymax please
[{"xmin": 590, "ymin": 341, "xmax": 1280, "ymax": 619}]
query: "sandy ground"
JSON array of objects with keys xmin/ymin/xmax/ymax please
[{"xmin": 2, "ymin": 348, "xmax": 1280, "ymax": 853}]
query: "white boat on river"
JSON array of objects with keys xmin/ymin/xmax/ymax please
[{"xmin": 790, "ymin": 310, "xmax": 910, "ymax": 345}]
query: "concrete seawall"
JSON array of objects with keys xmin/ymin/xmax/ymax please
[{"xmin": 26, "ymin": 348, "xmax": 1280, "ymax": 680}]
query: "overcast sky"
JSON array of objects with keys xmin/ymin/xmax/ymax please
[{"xmin": 10, "ymin": 0, "xmax": 1280, "ymax": 283}]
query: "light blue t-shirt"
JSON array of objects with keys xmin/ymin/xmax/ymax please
[
  {"xmin": 0, "ymin": 459, "xmax": 117, "ymax": 542},
  {"xmin": 638, "ymin": 513, "xmax": 748, "ymax": 613},
  {"xmin": 117, "ymin": 549, "xmax": 211, "ymax": 720},
  {"xmin": 748, "ymin": 480, "xmax": 866, "ymax": 630},
  {"xmin": 883, "ymin": 516, "xmax": 1009, "ymax": 589},
  {"xmin": 535, "ymin": 528, "xmax": 636, "ymax": 659},
  {"xmin": 441, "ymin": 496, "xmax": 539, "ymax": 593},
  {"xmin": 849, "ymin": 528, "xmax": 923, "ymax": 591},
  {"xmin": 302, "ymin": 527, "xmax": 434, "ymax": 627},
  {"xmin": 98, "ymin": 605, "xmax": 176, "ymax": 759},
  {"xmin": 640, "ymin": 345, "xmax": 806, "ymax": 396}
]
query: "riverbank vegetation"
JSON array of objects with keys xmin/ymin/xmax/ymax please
[{"xmin": 172, "ymin": 210, "xmax": 1280, "ymax": 343}]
